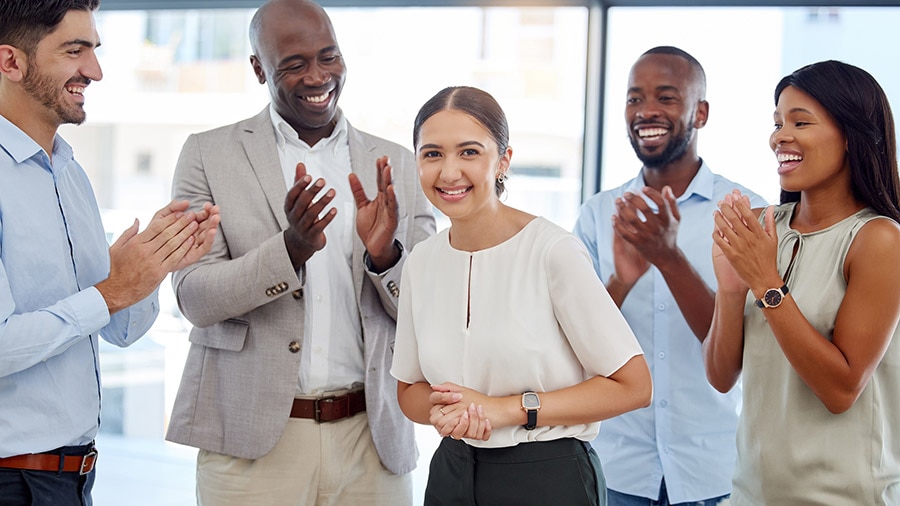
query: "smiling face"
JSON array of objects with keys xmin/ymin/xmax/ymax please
[
  {"xmin": 416, "ymin": 109, "xmax": 511, "ymax": 224},
  {"xmin": 771, "ymin": 85, "xmax": 849, "ymax": 193},
  {"xmin": 625, "ymin": 53, "xmax": 706, "ymax": 169},
  {"xmin": 21, "ymin": 9, "xmax": 102, "ymax": 128},
  {"xmin": 250, "ymin": 0, "xmax": 345, "ymax": 146}
]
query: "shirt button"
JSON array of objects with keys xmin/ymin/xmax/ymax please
[
  {"xmin": 288, "ymin": 341, "xmax": 300, "ymax": 353},
  {"xmin": 658, "ymin": 352, "xmax": 666, "ymax": 359},
  {"xmin": 659, "ymin": 400, "xmax": 668, "ymax": 408},
  {"xmin": 316, "ymin": 295, "xmax": 323, "ymax": 302},
  {"xmin": 657, "ymin": 304, "xmax": 666, "ymax": 311}
]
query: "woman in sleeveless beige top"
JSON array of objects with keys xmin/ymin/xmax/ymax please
[{"xmin": 703, "ymin": 61, "xmax": 900, "ymax": 505}]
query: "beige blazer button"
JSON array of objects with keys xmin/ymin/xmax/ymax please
[
  {"xmin": 288, "ymin": 341, "xmax": 300, "ymax": 353},
  {"xmin": 292, "ymin": 289, "xmax": 303, "ymax": 300},
  {"xmin": 387, "ymin": 280, "xmax": 400, "ymax": 297}
]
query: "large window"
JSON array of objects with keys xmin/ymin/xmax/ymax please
[{"xmin": 602, "ymin": 7, "xmax": 900, "ymax": 205}]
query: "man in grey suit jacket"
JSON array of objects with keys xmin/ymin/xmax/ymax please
[{"xmin": 165, "ymin": 1, "xmax": 435, "ymax": 504}]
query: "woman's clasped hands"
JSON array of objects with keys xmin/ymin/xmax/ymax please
[{"xmin": 428, "ymin": 383, "xmax": 492, "ymax": 441}]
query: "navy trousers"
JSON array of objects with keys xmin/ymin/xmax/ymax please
[{"xmin": 0, "ymin": 444, "xmax": 96, "ymax": 506}]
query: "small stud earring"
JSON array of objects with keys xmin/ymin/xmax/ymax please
[{"xmin": 497, "ymin": 172, "xmax": 509, "ymax": 184}]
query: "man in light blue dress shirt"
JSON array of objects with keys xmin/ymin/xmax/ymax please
[
  {"xmin": 0, "ymin": 2, "xmax": 218, "ymax": 504},
  {"xmin": 574, "ymin": 47, "xmax": 766, "ymax": 505}
]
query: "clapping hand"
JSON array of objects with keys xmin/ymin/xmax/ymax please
[
  {"xmin": 283, "ymin": 162, "xmax": 337, "ymax": 269},
  {"xmin": 349, "ymin": 156, "xmax": 400, "ymax": 272}
]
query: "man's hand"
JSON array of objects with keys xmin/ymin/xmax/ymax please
[
  {"xmin": 349, "ymin": 156, "xmax": 400, "ymax": 272},
  {"xmin": 97, "ymin": 199, "xmax": 219, "ymax": 314},
  {"xmin": 612, "ymin": 185, "xmax": 681, "ymax": 268},
  {"xmin": 175, "ymin": 201, "xmax": 220, "ymax": 271},
  {"xmin": 611, "ymin": 225, "xmax": 650, "ymax": 289},
  {"xmin": 284, "ymin": 162, "xmax": 337, "ymax": 270}
]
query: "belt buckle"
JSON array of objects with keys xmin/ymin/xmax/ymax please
[
  {"xmin": 313, "ymin": 396, "xmax": 336, "ymax": 423},
  {"xmin": 79, "ymin": 449, "xmax": 98, "ymax": 475}
]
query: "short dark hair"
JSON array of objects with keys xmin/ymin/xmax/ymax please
[
  {"xmin": 775, "ymin": 60, "xmax": 900, "ymax": 223},
  {"xmin": 0, "ymin": 0, "xmax": 100, "ymax": 56},
  {"xmin": 413, "ymin": 86, "xmax": 510, "ymax": 196},
  {"xmin": 642, "ymin": 45, "xmax": 706, "ymax": 98}
]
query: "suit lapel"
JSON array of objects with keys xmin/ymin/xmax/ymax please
[
  {"xmin": 347, "ymin": 121, "xmax": 376, "ymax": 297},
  {"xmin": 242, "ymin": 108, "xmax": 289, "ymax": 230}
]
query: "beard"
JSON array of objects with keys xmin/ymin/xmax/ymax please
[
  {"xmin": 629, "ymin": 123, "xmax": 693, "ymax": 168},
  {"xmin": 22, "ymin": 61, "xmax": 87, "ymax": 126}
]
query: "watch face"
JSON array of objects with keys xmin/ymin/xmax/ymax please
[
  {"xmin": 764, "ymin": 289, "xmax": 783, "ymax": 307},
  {"xmin": 523, "ymin": 393, "xmax": 540, "ymax": 409}
]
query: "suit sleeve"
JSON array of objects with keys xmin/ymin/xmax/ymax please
[
  {"xmin": 170, "ymin": 133, "xmax": 300, "ymax": 329},
  {"xmin": 364, "ymin": 147, "xmax": 436, "ymax": 320}
]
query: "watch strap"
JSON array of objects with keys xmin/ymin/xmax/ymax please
[{"xmin": 524, "ymin": 409, "xmax": 537, "ymax": 430}]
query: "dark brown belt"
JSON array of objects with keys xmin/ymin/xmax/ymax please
[
  {"xmin": 0, "ymin": 448, "xmax": 97, "ymax": 475},
  {"xmin": 291, "ymin": 390, "xmax": 366, "ymax": 423}
]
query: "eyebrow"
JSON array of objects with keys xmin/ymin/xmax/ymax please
[
  {"xmin": 276, "ymin": 45, "xmax": 339, "ymax": 67},
  {"xmin": 62, "ymin": 39, "xmax": 100, "ymax": 49},
  {"xmin": 627, "ymin": 85, "xmax": 680, "ymax": 94},
  {"xmin": 418, "ymin": 140, "xmax": 486, "ymax": 153},
  {"xmin": 774, "ymin": 107, "xmax": 815, "ymax": 117}
]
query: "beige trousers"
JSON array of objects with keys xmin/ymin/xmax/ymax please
[{"xmin": 195, "ymin": 412, "xmax": 412, "ymax": 506}]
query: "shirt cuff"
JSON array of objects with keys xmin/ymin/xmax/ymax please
[
  {"xmin": 74, "ymin": 286, "xmax": 112, "ymax": 335},
  {"xmin": 364, "ymin": 239, "xmax": 404, "ymax": 276}
]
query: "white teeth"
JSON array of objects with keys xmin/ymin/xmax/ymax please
[
  {"xmin": 66, "ymin": 86, "xmax": 84, "ymax": 95},
  {"xmin": 777, "ymin": 153, "xmax": 803, "ymax": 162},
  {"xmin": 638, "ymin": 127, "xmax": 667, "ymax": 138},
  {"xmin": 440, "ymin": 188, "xmax": 467, "ymax": 195},
  {"xmin": 304, "ymin": 92, "xmax": 329, "ymax": 103}
]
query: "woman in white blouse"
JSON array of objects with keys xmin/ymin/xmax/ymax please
[{"xmin": 391, "ymin": 86, "xmax": 652, "ymax": 506}]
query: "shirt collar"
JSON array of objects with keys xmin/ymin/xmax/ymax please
[
  {"xmin": 628, "ymin": 159, "xmax": 715, "ymax": 203},
  {"xmin": 0, "ymin": 113, "xmax": 73, "ymax": 168},
  {"xmin": 268, "ymin": 104, "xmax": 348, "ymax": 153}
]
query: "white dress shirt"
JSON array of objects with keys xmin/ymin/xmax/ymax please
[{"xmin": 270, "ymin": 106, "xmax": 364, "ymax": 395}]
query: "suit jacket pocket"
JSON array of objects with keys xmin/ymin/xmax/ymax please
[{"xmin": 188, "ymin": 318, "xmax": 249, "ymax": 352}]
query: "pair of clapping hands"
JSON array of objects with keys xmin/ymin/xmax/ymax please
[
  {"xmin": 283, "ymin": 156, "xmax": 400, "ymax": 272},
  {"xmin": 713, "ymin": 189, "xmax": 777, "ymax": 294},
  {"xmin": 98, "ymin": 200, "xmax": 220, "ymax": 315}
]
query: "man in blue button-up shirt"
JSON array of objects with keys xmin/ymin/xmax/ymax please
[
  {"xmin": 0, "ymin": 2, "xmax": 219, "ymax": 504},
  {"xmin": 574, "ymin": 47, "xmax": 766, "ymax": 505}
]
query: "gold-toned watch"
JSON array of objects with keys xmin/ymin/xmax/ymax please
[
  {"xmin": 521, "ymin": 392, "xmax": 541, "ymax": 430},
  {"xmin": 755, "ymin": 284, "xmax": 789, "ymax": 309}
]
